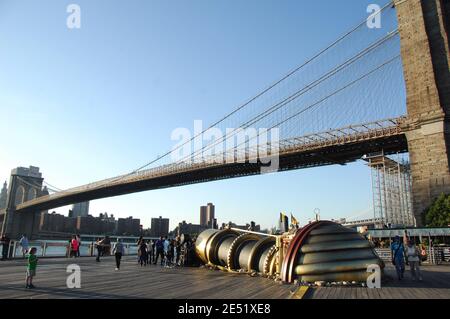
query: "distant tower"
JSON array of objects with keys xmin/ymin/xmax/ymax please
[
  {"xmin": 71, "ymin": 201, "xmax": 89, "ymax": 218},
  {"xmin": 0, "ymin": 181, "xmax": 7, "ymax": 210},
  {"xmin": 279, "ymin": 213, "xmax": 289, "ymax": 233},
  {"xmin": 206, "ymin": 203, "xmax": 215, "ymax": 228},
  {"xmin": 200, "ymin": 205, "xmax": 207, "ymax": 226}
]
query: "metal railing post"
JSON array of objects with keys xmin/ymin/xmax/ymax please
[{"xmin": 12, "ymin": 241, "xmax": 17, "ymax": 258}]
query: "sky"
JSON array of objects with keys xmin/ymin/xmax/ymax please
[{"xmin": 0, "ymin": 0, "xmax": 404, "ymax": 230}]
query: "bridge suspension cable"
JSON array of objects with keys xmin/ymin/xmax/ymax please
[
  {"xmin": 15, "ymin": 176, "xmax": 60, "ymax": 194},
  {"xmin": 183, "ymin": 55, "xmax": 401, "ymax": 166},
  {"xmin": 106, "ymin": 1, "xmax": 397, "ymax": 184},
  {"xmin": 176, "ymin": 30, "xmax": 401, "ymax": 164},
  {"xmin": 43, "ymin": 181, "xmax": 64, "ymax": 192}
]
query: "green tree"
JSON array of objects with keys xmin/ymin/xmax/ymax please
[{"xmin": 423, "ymin": 193, "xmax": 450, "ymax": 227}]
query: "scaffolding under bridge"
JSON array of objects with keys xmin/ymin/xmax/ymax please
[{"xmin": 364, "ymin": 152, "xmax": 415, "ymax": 228}]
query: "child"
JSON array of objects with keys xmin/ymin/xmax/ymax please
[{"xmin": 26, "ymin": 247, "xmax": 38, "ymax": 289}]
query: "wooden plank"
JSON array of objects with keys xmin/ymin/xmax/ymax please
[
  {"xmin": 332, "ymin": 287, "xmax": 343, "ymax": 299},
  {"xmin": 321, "ymin": 287, "xmax": 334, "ymax": 299},
  {"xmin": 344, "ymin": 287, "xmax": 353, "ymax": 299},
  {"xmin": 379, "ymin": 287, "xmax": 393, "ymax": 299},
  {"xmin": 357, "ymin": 288, "xmax": 369, "ymax": 299},
  {"xmin": 312, "ymin": 287, "xmax": 325, "ymax": 299},
  {"xmin": 386, "ymin": 287, "xmax": 402, "ymax": 299},
  {"xmin": 351, "ymin": 287, "xmax": 358, "ymax": 299},
  {"xmin": 323, "ymin": 287, "xmax": 335, "ymax": 299},
  {"xmin": 366, "ymin": 287, "xmax": 379, "ymax": 299}
]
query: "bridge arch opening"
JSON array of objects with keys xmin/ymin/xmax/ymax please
[
  {"xmin": 14, "ymin": 185, "xmax": 25, "ymax": 206},
  {"xmin": 26, "ymin": 188, "xmax": 37, "ymax": 201}
]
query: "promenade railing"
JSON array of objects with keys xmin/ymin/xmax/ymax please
[
  {"xmin": 375, "ymin": 247, "xmax": 449, "ymax": 265},
  {"xmin": 0, "ymin": 240, "xmax": 141, "ymax": 259}
]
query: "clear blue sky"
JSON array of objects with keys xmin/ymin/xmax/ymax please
[{"xmin": 0, "ymin": 0, "xmax": 404, "ymax": 230}]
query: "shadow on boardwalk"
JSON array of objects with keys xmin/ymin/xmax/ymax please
[
  {"xmin": 0, "ymin": 256, "xmax": 292, "ymax": 299},
  {"xmin": 0, "ymin": 284, "xmax": 138, "ymax": 299}
]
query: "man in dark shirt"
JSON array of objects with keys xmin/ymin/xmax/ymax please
[
  {"xmin": 139, "ymin": 241, "xmax": 148, "ymax": 266},
  {"xmin": 1, "ymin": 235, "xmax": 10, "ymax": 260},
  {"xmin": 153, "ymin": 236, "xmax": 164, "ymax": 265}
]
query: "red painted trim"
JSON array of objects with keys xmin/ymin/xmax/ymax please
[{"xmin": 281, "ymin": 221, "xmax": 334, "ymax": 283}]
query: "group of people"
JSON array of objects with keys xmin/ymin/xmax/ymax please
[
  {"xmin": 94, "ymin": 235, "xmax": 196, "ymax": 271},
  {"xmin": 391, "ymin": 236, "xmax": 425, "ymax": 281},
  {"xmin": 1, "ymin": 233, "xmax": 200, "ymax": 289},
  {"xmin": 137, "ymin": 236, "xmax": 187, "ymax": 267}
]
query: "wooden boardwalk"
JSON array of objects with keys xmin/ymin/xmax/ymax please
[
  {"xmin": 0, "ymin": 256, "xmax": 291, "ymax": 299},
  {"xmin": 0, "ymin": 257, "xmax": 449, "ymax": 299},
  {"xmin": 306, "ymin": 264, "xmax": 450, "ymax": 299}
]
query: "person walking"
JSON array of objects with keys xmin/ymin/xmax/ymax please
[
  {"xmin": 406, "ymin": 240, "xmax": 423, "ymax": 281},
  {"xmin": 166, "ymin": 240, "xmax": 173, "ymax": 267},
  {"xmin": 153, "ymin": 236, "xmax": 164, "ymax": 265},
  {"xmin": 112, "ymin": 239, "xmax": 125, "ymax": 270},
  {"xmin": 146, "ymin": 240, "xmax": 153, "ymax": 264},
  {"xmin": 0, "ymin": 235, "xmax": 10, "ymax": 260},
  {"xmin": 25, "ymin": 247, "xmax": 38, "ymax": 289},
  {"xmin": 19, "ymin": 234, "xmax": 29, "ymax": 259},
  {"xmin": 103, "ymin": 236, "xmax": 111, "ymax": 256},
  {"xmin": 175, "ymin": 238, "xmax": 181, "ymax": 266},
  {"xmin": 75, "ymin": 234, "xmax": 81, "ymax": 257},
  {"xmin": 170, "ymin": 239, "xmax": 176, "ymax": 266},
  {"xmin": 179, "ymin": 241, "xmax": 186, "ymax": 267},
  {"xmin": 95, "ymin": 237, "xmax": 104, "ymax": 262},
  {"xmin": 391, "ymin": 236, "xmax": 405, "ymax": 280},
  {"xmin": 136, "ymin": 236, "xmax": 144, "ymax": 264},
  {"xmin": 163, "ymin": 237, "xmax": 170, "ymax": 267},
  {"xmin": 139, "ymin": 239, "xmax": 148, "ymax": 266},
  {"xmin": 66, "ymin": 239, "xmax": 72, "ymax": 257},
  {"xmin": 420, "ymin": 244, "xmax": 428, "ymax": 262},
  {"xmin": 70, "ymin": 235, "xmax": 79, "ymax": 258}
]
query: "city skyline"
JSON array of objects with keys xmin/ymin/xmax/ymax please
[{"xmin": 0, "ymin": 0, "xmax": 383, "ymax": 230}]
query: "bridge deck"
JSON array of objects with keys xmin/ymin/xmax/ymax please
[
  {"xmin": 0, "ymin": 257, "xmax": 448, "ymax": 299},
  {"xmin": 15, "ymin": 119, "xmax": 407, "ymax": 213}
]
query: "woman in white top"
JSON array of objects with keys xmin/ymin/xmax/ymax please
[
  {"xmin": 19, "ymin": 234, "xmax": 29, "ymax": 258},
  {"xmin": 406, "ymin": 240, "xmax": 423, "ymax": 281}
]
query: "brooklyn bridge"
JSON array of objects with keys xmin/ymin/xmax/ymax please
[{"xmin": 1, "ymin": 0, "xmax": 450, "ymax": 239}]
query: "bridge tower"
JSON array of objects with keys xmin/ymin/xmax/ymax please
[
  {"xmin": 0, "ymin": 181, "xmax": 7, "ymax": 209},
  {"xmin": 0, "ymin": 166, "xmax": 48, "ymax": 239},
  {"xmin": 395, "ymin": 0, "xmax": 450, "ymax": 225}
]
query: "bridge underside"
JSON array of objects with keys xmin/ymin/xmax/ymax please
[{"xmin": 16, "ymin": 133, "xmax": 407, "ymax": 213}]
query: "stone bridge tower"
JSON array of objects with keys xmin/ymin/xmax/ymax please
[
  {"xmin": 0, "ymin": 166, "xmax": 48, "ymax": 239},
  {"xmin": 395, "ymin": 0, "xmax": 450, "ymax": 225}
]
